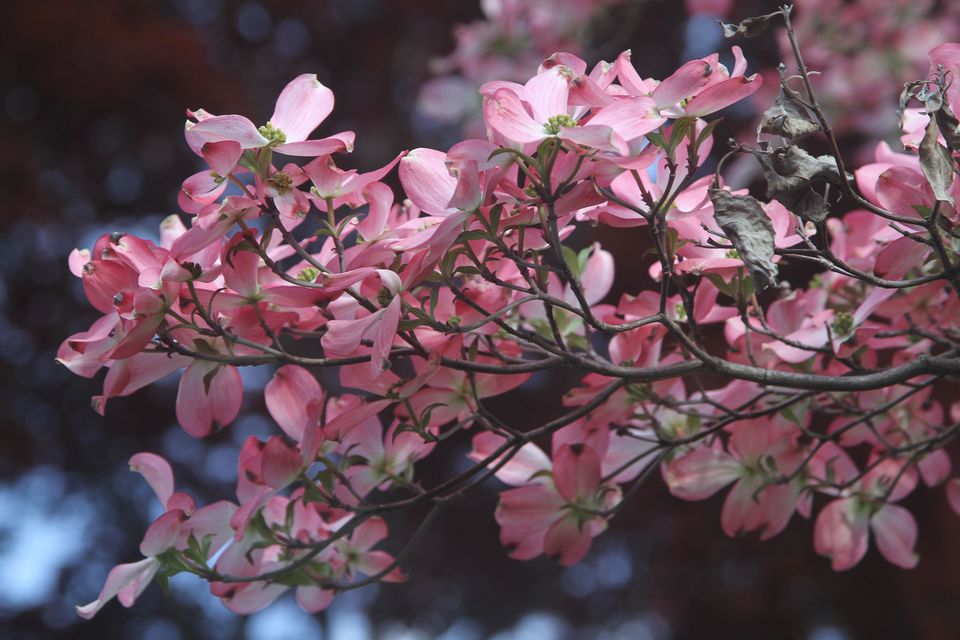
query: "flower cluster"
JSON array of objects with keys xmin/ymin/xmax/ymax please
[
  {"xmin": 421, "ymin": 0, "xmax": 960, "ymax": 146},
  {"xmin": 417, "ymin": 0, "xmax": 621, "ymax": 134},
  {"xmin": 62, "ymin": 7, "xmax": 960, "ymax": 619}
]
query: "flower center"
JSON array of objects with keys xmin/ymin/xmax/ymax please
[
  {"xmin": 832, "ymin": 311, "xmax": 854, "ymax": 337},
  {"xmin": 543, "ymin": 114, "xmax": 577, "ymax": 135},
  {"xmin": 268, "ymin": 171, "xmax": 294, "ymax": 194},
  {"xmin": 258, "ymin": 122, "xmax": 287, "ymax": 145}
]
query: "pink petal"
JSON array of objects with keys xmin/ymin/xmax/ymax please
[
  {"xmin": 201, "ymin": 140, "xmax": 243, "ymax": 177},
  {"xmin": 727, "ymin": 418, "xmax": 789, "ymax": 461},
  {"xmin": 567, "ymin": 73, "xmax": 614, "ymax": 108},
  {"xmin": 871, "ymin": 505, "xmax": 918, "ymax": 569},
  {"xmin": 296, "ymin": 586, "xmax": 335, "ymax": 613},
  {"xmin": 398, "ymin": 147, "xmax": 457, "ymax": 216},
  {"xmin": 683, "ymin": 74, "xmax": 762, "ymax": 118},
  {"xmin": 552, "ymin": 444, "xmax": 602, "ymax": 503},
  {"xmin": 862, "ymin": 458, "xmax": 917, "ymax": 502},
  {"xmin": 553, "ymin": 422, "xmax": 608, "ymax": 458},
  {"xmin": 270, "ymin": 74, "xmax": 334, "ymax": 143},
  {"xmin": 94, "ymin": 353, "xmax": 190, "ymax": 416},
  {"xmin": 265, "ymin": 365, "xmax": 323, "ymax": 442},
  {"xmin": 484, "ymin": 88, "xmax": 546, "ymax": 144},
  {"xmin": 177, "ymin": 500, "xmax": 237, "ymax": 556},
  {"xmin": 274, "ymin": 131, "xmax": 355, "ymax": 157},
  {"xmin": 543, "ymin": 515, "xmax": 593, "ymax": 566},
  {"xmin": 874, "ymin": 236, "xmax": 931, "ymax": 279},
  {"xmin": 468, "ymin": 432, "xmax": 552, "ymax": 486},
  {"xmin": 579, "ymin": 244, "xmax": 614, "ymax": 306},
  {"xmin": 919, "ymin": 450, "xmax": 951, "ymax": 488},
  {"xmin": 179, "ymin": 170, "xmax": 228, "ymax": 214},
  {"xmin": 175, "ymin": 362, "xmax": 243, "ymax": 438},
  {"xmin": 260, "ymin": 285, "xmax": 326, "ymax": 308},
  {"xmin": 220, "ymin": 583, "xmax": 289, "ymax": 614},
  {"xmin": 322, "ymin": 312, "xmax": 380, "ymax": 357},
  {"xmin": 260, "ymin": 435, "xmax": 303, "ymax": 489},
  {"xmin": 523, "ymin": 66, "xmax": 570, "ymax": 122},
  {"xmin": 447, "ymin": 138, "xmax": 501, "ymax": 170},
  {"xmin": 168, "ymin": 216, "xmax": 234, "ymax": 261},
  {"xmin": 652, "ymin": 59, "xmax": 712, "ymax": 108},
  {"xmin": 495, "ymin": 484, "xmax": 565, "ymax": 560},
  {"xmin": 354, "ymin": 550, "xmax": 406, "ymax": 582},
  {"xmin": 303, "ymin": 156, "xmax": 356, "ymax": 199},
  {"xmin": 166, "ymin": 492, "xmax": 195, "ymax": 515},
  {"xmin": 558, "ymin": 124, "xmax": 626, "ymax": 154},
  {"xmin": 357, "ymin": 181, "xmax": 393, "ymax": 240},
  {"xmin": 57, "ymin": 313, "xmax": 119, "ymax": 378},
  {"xmin": 875, "ymin": 166, "xmax": 930, "ymax": 218},
  {"xmin": 351, "ymin": 517, "xmax": 388, "ymax": 551},
  {"xmin": 139, "ymin": 509, "xmax": 185, "ymax": 556},
  {"xmin": 447, "ymin": 159, "xmax": 482, "ymax": 211},
  {"xmin": 614, "ymin": 50, "xmax": 651, "ymax": 96},
  {"xmin": 663, "ymin": 447, "xmax": 740, "ymax": 500},
  {"xmin": 109, "ymin": 316, "xmax": 166, "ymax": 365},
  {"xmin": 720, "ymin": 479, "xmax": 763, "ymax": 537},
  {"xmin": 81, "ymin": 259, "xmax": 138, "ymax": 315},
  {"xmin": 221, "ymin": 236, "xmax": 262, "ymax": 299},
  {"xmin": 601, "ymin": 432, "xmax": 658, "ymax": 484},
  {"xmin": 587, "ymin": 96, "xmax": 664, "ymax": 143},
  {"xmin": 68, "ymin": 248, "xmax": 90, "ymax": 277},
  {"xmin": 553, "ymin": 180, "xmax": 606, "ymax": 216},
  {"xmin": 129, "ymin": 452, "xmax": 175, "ymax": 507},
  {"xmin": 813, "ymin": 498, "xmax": 869, "ymax": 571},
  {"xmin": 370, "ymin": 296, "xmax": 401, "ymax": 376},
  {"xmin": 730, "ymin": 46, "xmax": 748, "ymax": 77},
  {"xmin": 541, "ymin": 52, "xmax": 587, "ymax": 76},
  {"xmin": 185, "ymin": 115, "xmax": 268, "ymax": 155},
  {"xmin": 320, "ymin": 398, "xmax": 392, "ymax": 441},
  {"xmin": 76, "ymin": 558, "xmax": 159, "ymax": 619},
  {"xmin": 757, "ymin": 484, "xmax": 800, "ymax": 541}
]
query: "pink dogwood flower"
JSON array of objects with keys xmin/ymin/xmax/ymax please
[
  {"xmin": 185, "ymin": 74, "xmax": 353, "ymax": 158},
  {"xmin": 814, "ymin": 457, "xmax": 920, "ymax": 570},
  {"xmin": 494, "ymin": 443, "xmax": 621, "ymax": 565},
  {"xmin": 78, "ymin": 453, "xmax": 236, "ymax": 618},
  {"xmin": 664, "ymin": 418, "xmax": 809, "ymax": 539}
]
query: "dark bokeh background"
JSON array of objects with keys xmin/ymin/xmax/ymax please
[{"xmin": 2, "ymin": 1, "xmax": 960, "ymax": 638}]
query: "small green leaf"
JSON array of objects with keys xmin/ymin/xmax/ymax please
[{"xmin": 561, "ymin": 245, "xmax": 581, "ymax": 277}]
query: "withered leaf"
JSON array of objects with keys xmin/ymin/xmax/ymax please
[
  {"xmin": 919, "ymin": 116, "xmax": 956, "ymax": 205},
  {"xmin": 756, "ymin": 145, "xmax": 848, "ymax": 223},
  {"xmin": 933, "ymin": 101, "xmax": 960, "ymax": 154},
  {"xmin": 709, "ymin": 188, "xmax": 778, "ymax": 290},
  {"xmin": 720, "ymin": 11, "xmax": 782, "ymax": 39},
  {"xmin": 758, "ymin": 66, "xmax": 819, "ymax": 139},
  {"xmin": 898, "ymin": 81, "xmax": 922, "ymax": 117},
  {"xmin": 916, "ymin": 82, "xmax": 943, "ymax": 113},
  {"xmin": 899, "ymin": 69, "xmax": 960, "ymax": 152}
]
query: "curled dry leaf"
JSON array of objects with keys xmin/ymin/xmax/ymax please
[
  {"xmin": 900, "ymin": 70, "xmax": 960, "ymax": 153},
  {"xmin": 756, "ymin": 145, "xmax": 847, "ymax": 223},
  {"xmin": 934, "ymin": 103, "xmax": 960, "ymax": 153},
  {"xmin": 709, "ymin": 188, "xmax": 778, "ymax": 290},
  {"xmin": 925, "ymin": 66, "xmax": 960, "ymax": 152},
  {"xmin": 758, "ymin": 66, "xmax": 820, "ymax": 139},
  {"xmin": 919, "ymin": 117, "xmax": 956, "ymax": 205},
  {"xmin": 721, "ymin": 11, "xmax": 783, "ymax": 39}
]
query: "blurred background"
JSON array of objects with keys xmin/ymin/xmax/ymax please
[{"xmin": 2, "ymin": 0, "xmax": 960, "ymax": 638}]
